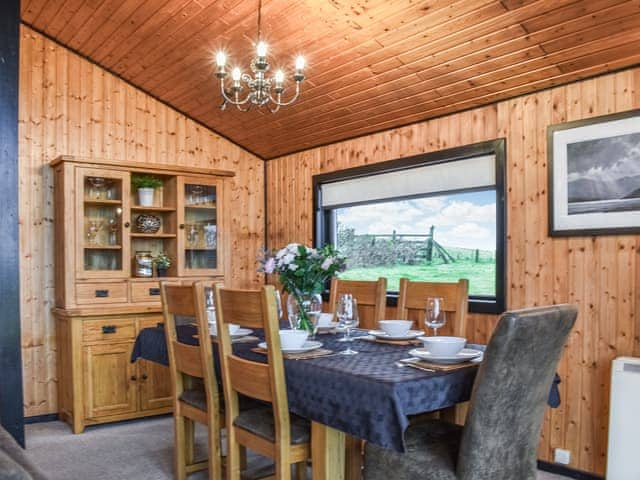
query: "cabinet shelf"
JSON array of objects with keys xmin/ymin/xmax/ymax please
[
  {"xmin": 83, "ymin": 199, "xmax": 122, "ymax": 206},
  {"xmin": 130, "ymin": 233, "xmax": 177, "ymax": 239},
  {"xmin": 185, "ymin": 204, "xmax": 216, "ymax": 210},
  {"xmin": 84, "ymin": 245, "xmax": 122, "ymax": 250},
  {"xmin": 185, "ymin": 247, "xmax": 217, "ymax": 251},
  {"xmin": 131, "ymin": 206, "xmax": 176, "ymax": 212}
]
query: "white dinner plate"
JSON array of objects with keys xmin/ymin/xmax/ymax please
[
  {"xmin": 258, "ymin": 340, "xmax": 323, "ymax": 354},
  {"xmin": 408, "ymin": 347, "xmax": 483, "ymax": 364},
  {"xmin": 368, "ymin": 329, "xmax": 424, "ymax": 341},
  {"xmin": 210, "ymin": 327, "xmax": 253, "ymax": 338},
  {"xmin": 317, "ymin": 322, "xmax": 339, "ymax": 332}
]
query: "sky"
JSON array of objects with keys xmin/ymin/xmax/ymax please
[
  {"xmin": 567, "ymin": 132, "xmax": 640, "ymax": 180},
  {"xmin": 336, "ymin": 190, "xmax": 497, "ymax": 251}
]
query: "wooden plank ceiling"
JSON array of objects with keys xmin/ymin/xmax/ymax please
[{"xmin": 21, "ymin": 0, "xmax": 640, "ymax": 159}]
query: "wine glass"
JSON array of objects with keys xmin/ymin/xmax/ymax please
[
  {"xmin": 190, "ymin": 185, "xmax": 204, "ymax": 205},
  {"xmin": 274, "ymin": 290, "xmax": 284, "ymax": 326},
  {"xmin": 425, "ymin": 297, "xmax": 446, "ymax": 336},
  {"xmin": 337, "ymin": 294, "xmax": 359, "ymax": 355},
  {"xmin": 88, "ymin": 177, "xmax": 106, "ymax": 199}
]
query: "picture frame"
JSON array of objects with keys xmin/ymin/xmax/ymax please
[{"xmin": 548, "ymin": 109, "xmax": 640, "ymax": 236}]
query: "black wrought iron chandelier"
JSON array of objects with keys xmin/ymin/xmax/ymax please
[{"xmin": 214, "ymin": 0, "xmax": 305, "ymax": 113}]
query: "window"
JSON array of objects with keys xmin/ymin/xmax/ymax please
[{"xmin": 313, "ymin": 139, "xmax": 506, "ymax": 314}]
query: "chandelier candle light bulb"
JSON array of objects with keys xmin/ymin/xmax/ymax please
[{"xmin": 214, "ymin": 0, "xmax": 305, "ymax": 112}]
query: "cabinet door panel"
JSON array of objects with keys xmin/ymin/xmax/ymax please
[
  {"xmin": 83, "ymin": 343, "xmax": 137, "ymax": 419},
  {"xmin": 139, "ymin": 360, "xmax": 172, "ymax": 411},
  {"xmin": 75, "ymin": 167, "xmax": 131, "ymax": 280},
  {"xmin": 176, "ymin": 176, "xmax": 223, "ymax": 276}
]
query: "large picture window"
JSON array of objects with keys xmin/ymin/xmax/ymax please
[{"xmin": 313, "ymin": 140, "xmax": 506, "ymax": 314}]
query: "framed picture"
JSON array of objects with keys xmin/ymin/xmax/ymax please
[{"xmin": 548, "ymin": 109, "xmax": 640, "ymax": 236}]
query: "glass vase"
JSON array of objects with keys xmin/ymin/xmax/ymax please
[{"xmin": 286, "ymin": 292, "xmax": 322, "ymax": 335}]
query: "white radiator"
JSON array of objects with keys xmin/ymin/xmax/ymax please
[{"xmin": 607, "ymin": 357, "xmax": 640, "ymax": 479}]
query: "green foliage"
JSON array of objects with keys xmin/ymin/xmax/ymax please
[
  {"xmin": 131, "ymin": 174, "xmax": 163, "ymax": 190},
  {"xmin": 154, "ymin": 253, "xmax": 171, "ymax": 269}
]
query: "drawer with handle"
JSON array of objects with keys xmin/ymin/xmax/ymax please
[
  {"xmin": 130, "ymin": 281, "xmax": 162, "ymax": 303},
  {"xmin": 76, "ymin": 282, "xmax": 128, "ymax": 305},
  {"xmin": 82, "ymin": 318, "xmax": 136, "ymax": 343}
]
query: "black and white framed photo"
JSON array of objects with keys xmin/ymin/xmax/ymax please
[{"xmin": 548, "ymin": 109, "xmax": 640, "ymax": 236}]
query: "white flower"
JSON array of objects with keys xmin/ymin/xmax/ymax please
[
  {"xmin": 286, "ymin": 243, "xmax": 300, "ymax": 253},
  {"xmin": 275, "ymin": 248, "xmax": 287, "ymax": 259},
  {"xmin": 288, "ymin": 263, "xmax": 298, "ymax": 271},
  {"xmin": 263, "ymin": 257, "xmax": 276, "ymax": 274},
  {"xmin": 321, "ymin": 258, "xmax": 333, "ymax": 270},
  {"xmin": 282, "ymin": 253, "xmax": 295, "ymax": 265}
]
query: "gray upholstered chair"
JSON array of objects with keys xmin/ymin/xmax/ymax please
[{"xmin": 364, "ymin": 304, "xmax": 577, "ymax": 480}]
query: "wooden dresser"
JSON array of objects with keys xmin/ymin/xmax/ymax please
[{"xmin": 51, "ymin": 156, "xmax": 232, "ymax": 433}]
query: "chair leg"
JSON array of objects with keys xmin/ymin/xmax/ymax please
[
  {"xmin": 345, "ymin": 436, "xmax": 363, "ymax": 480},
  {"xmin": 226, "ymin": 428, "xmax": 242, "ymax": 480},
  {"xmin": 174, "ymin": 415, "xmax": 187, "ymax": 480},
  {"xmin": 295, "ymin": 461, "xmax": 307, "ymax": 480},
  {"xmin": 185, "ymin": 418, "xmax": 195, "ymax": 466},
  {"xmin": 208, "ymin": 421, "xmax": 222, "ymax": 480}
]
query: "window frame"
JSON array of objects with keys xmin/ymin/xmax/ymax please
[{"xmin": 312, "ymin": 139, "xmax": 507, "ymax": 315}]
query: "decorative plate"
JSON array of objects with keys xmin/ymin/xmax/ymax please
[{"xmin": 135, "ymin": 214, "xmax": 161, "ymax": 234}]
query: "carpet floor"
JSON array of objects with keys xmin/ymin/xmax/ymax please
[{"xmin": 24, "ymin": 417, "xmax": 570, "ymax": 480}]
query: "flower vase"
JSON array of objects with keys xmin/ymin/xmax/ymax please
[{"xmin": 286, "ymin": 292, "xmax": 322, "ymax": 334}]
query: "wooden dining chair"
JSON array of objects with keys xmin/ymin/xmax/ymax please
[
  {"xmin": 161, "ymin": 280, "xmax": 223, "ymax": 480},
  {"xmin": 214, "ymin": 284, "xmax": 310, "ymax": 480},
  {"xmin": 396, "ymin": 278, "xmax": 469, "ymax": 337},
  {"xmin": 328, "ymin": 277, "xmax": 387, "ymax": 331}
]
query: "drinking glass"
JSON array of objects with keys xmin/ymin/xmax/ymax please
[
  {"xmin": 88, "ymin": 177, "xmax": 106, "ymax": 199},
  {"xmin": 425, "ymin": 297, "xmax": 446, "ymax": 336},
  {"xmin": 337, "ymin": 294, "xmax": 359, "ymax": 355},
  {"xmin": 274, "ymin": 290, "xmax": 284, "ymax": 325}
]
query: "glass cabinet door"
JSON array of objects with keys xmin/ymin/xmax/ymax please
[
  {"xmin": 177, "ymin": 177, "xmax": 221, "ymax": 276},
  {"xmin": 76, "ymin": 167, "xmax": 130, "ymax": 278}
]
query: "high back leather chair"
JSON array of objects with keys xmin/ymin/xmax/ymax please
[
  {"xmin": 214, "ymin": 284, "xmax": 311, "ymax": 480},
  {"xmin": 364, "ymin": 304, "xmax": 577, "ymax": 480}
]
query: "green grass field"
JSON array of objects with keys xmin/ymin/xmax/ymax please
[{"xmin": 339, "ymin": 261, "xmax": 496, "ymax": 295}]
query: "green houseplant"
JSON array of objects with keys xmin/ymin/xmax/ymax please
[
  {"xmin": 132, "ymin": 174, "xmax": 163, "ymax": 206},
  {"xmin": 154, "ymin": 253, "xmax": 171, "ymax": 277}
]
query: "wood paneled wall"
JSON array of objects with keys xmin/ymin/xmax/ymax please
[
  {"xmin": 18, "ymin": 26, "xmax": 265, "ymax": 417},
  {"xmin": 266, "ymin": 67, "xmax": 640, "ymax": 476}
]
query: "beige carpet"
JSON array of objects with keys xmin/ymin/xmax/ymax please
[{"xmin": 24, "ymin": 417, "xmax": 570, "ymax": 480}]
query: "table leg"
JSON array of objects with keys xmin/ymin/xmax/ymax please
[{"xmin": 311, "ymin": 421, "xmax": 345, "ymax": 480}]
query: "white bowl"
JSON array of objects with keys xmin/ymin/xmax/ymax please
[
  {"xmin": 317, "ymin": 313, "xmax": 334, "ymax": 327},
  {"xmin": 378, "ymin": 320, "xmax": 413, "ymax": 338},
  {"xmin": 420, "ymin": 336, "xmax": 466, "ymax": 356},
  {"xmin": 279, "ymin": 329, "xmax": 309, "ymax": 350},
  {"xmin": 209, "ymin": 322, "xmax": 240, "ymax": 336}
]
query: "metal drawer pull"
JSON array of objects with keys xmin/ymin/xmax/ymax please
[
  {"xmin": 95, "ymin": 289, "xmax": 110, "ymax": 298},
  {"xmin": 148, "ymin": 288, "xmax": 161, "ymax": 296},
  {"xmin": 101, "ymin": 325, "xmax": 117, "ymax": 334}
]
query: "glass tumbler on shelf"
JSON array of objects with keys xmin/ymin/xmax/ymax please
[
  {"xmin": 86, "ymin": 220, "xmax": 102, "ymax": 245},
  {"xmin": 425, "ymin": 297, "xmax": 446, "ymax": 336},
  {"xmin": 187, "ymin": 224, "xmax": 200, "ymax": 247}
]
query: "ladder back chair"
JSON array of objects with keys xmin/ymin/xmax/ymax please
[
  {"xmin": 328, "ymin": 277, "xmax": 387, "ymax": 331},
  {"xmin": 214, "ymin": 284, "xmax": 311, "ymax": 480},
  {"xmin": 396, "ymin": 278, "xmax": 469, "ymax": 338},
  {"xmin": 161, "ymin": 281, "xmax": 223, "ymax": 480}
]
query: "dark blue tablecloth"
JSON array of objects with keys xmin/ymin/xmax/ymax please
[{"xmin": 131, "ymin": 325, "xmax": 560, "ymax": 452}]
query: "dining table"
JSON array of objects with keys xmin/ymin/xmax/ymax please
[{"xmin": 131, "ymin": 323, "xmax": 560, "ymax": 480}]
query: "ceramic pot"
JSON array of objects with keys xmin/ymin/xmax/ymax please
[{"xmin": 137, "ymin": 188, "xmax": 155, "ymax": 206}]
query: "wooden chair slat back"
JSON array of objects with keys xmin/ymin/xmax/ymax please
[
  {"xmin": 163, "ymin": 284, "xmax": 198, "ymax": 317},
  {"xmin": 161, "ymin": 281, "xmax": 219, "ymax": 404},
  {"xmin": 217, "ymin": 288, "xmax": 266, "ymax": 330},
  {"xmin": 215, "ymin": 284, "xmax": 291, "ymax": 444},
  {"xmin": 227, "ymin": 356, "xmax": 272, "ymax": 402},
  {"xmin": 396, "ymin": 278, "xmax": 469, "ymax": 337},
  {"xmin": 329, "ymin": 277, "xmax": 387, "ymax": 330}
]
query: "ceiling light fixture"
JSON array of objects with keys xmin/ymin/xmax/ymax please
[{"xmin": 214, "ymin": 0, "xmax": 305, "ymax": 113}]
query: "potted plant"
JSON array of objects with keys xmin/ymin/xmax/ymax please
[
  {"xmin": 154, "ymin": 253, "xmax": 172, "ymax": 277},
  {"xmin": 132, "ymin": 174, "xmax": 162, "ymax": 207},
  {"xmin": 258, "ymin": 244, "xmax": 346, "ymax": 333}
]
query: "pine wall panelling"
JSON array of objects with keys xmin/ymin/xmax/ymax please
[
  {"xmin": 265, "ymin": 67, "xmax": 640, "ymax": 476},
  {"xmin": 18, "ymin": 25, "xmax": 265, "ymax": 417}
]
